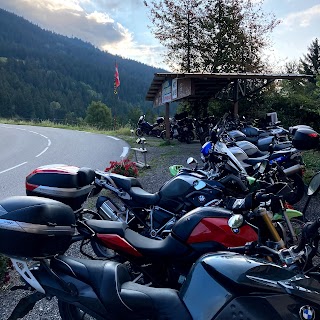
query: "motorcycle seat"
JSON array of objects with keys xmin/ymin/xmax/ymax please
[
  {"xmin": 272, "ymin": 142, "xmax": 293, "ymax": 151},
  {"xmin": 269, "ymin": 148, "xmax": 296, "ymax": 159},
  {"xmin": 85, "ymin": 220, "xmax": 127, "ymax": 236},
  {"xmin": 77, "ymin": 167, "xmax": 96, "ymax": 186},
  {"xmin": 51, "ymin": 256, "xmax": 192, "ymax": 319},
  {"xmin": 243, "ymin": 154, "xmax": 269, "ymax": 165},
  {"xmin": 109, "ymin": 173, "xmax": 142, "ymax": 191},
  {"xmin": 129, "ymin": 187, "xmax": 161, "ymax": 205},
  {"xmin": 124, "ymin": 230, "xmax": 190, "ymax": 258}
]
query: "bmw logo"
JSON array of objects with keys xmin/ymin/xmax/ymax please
[
  {"xmin": 299, "ymin": 305, "xmax": 315, "ymax": 320},
  {"xmin": 198, "ymin": 195, "xmax": 206, "ymax": 203},
  {"xmin": 232, "ymin": 228, "xmax": 240, "ymax": 234}
]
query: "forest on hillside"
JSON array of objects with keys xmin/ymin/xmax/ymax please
[
  {"xmin": 0, "ymin": 5, "xmax": 319, "ymax": 131},
  {"xmin": 0, "ymin": 9, "xmax": 167, "ymax": 127}
]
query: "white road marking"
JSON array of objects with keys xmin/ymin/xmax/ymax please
[
  {"xmin": 0, "ymin": 125, "xmax": 52, "ymax": 174},
  {"xmin": 121, "ymin": 147, "xmax": 130, "ymax": 158},
  {"xmin": 0, "ymin": 162, "xmax": 28, "ymax": 174},
  {"xmin": 107, "ymin": 135, "xmax": 120, "ymax": 141},
  {"xmin": 36, "ymin": 147, "xmax": 49, "ymax": 157}
]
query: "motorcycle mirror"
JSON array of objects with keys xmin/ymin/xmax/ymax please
[
  {"xmin": 187, "ymin": 157, "xmax": 198, "ymax": 165},
  {"xmin": 194, "ymin": 180, "xmax": 206, "ymax": 190},
  {"xmin": 307, "ymin": 171, "xmax": 320, "ymax": 196},
  {"xmin": 228, "ymin": 214, "xmax": 244, "ymax": 229}
]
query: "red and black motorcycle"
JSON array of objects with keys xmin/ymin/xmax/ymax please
[{"xmin": 76, "ymin": 183, "xmax": 300, "ymax": 288}]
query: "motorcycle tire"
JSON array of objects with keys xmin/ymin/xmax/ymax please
[
  {"xmin": 135, "ymin": 128, "xmax": 143, "ymax": 137},
  {"xmin": 278, "ymin": 218, "xmax": 304, "ymax": 247},
  {"xmin": 185, "ymin": 134, "xmax": 192, "ymax": 144},
  {"xmin": 58, "ymin": 300, "xmax": 96, "ymax": 320},
  {"xmin": 91, "ymin": 239, "xmax": 117, "ymax": 259},
  {"xmin": 285, "ymin": 173, "xmax": 305, "ymax": 205}
]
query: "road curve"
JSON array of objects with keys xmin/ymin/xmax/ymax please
[{"xmin": 0, "ymin": 124, "xmax": 130, "ymax": 200}]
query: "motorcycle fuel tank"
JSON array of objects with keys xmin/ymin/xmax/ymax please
[{"xmin": 158, "ymin": 174, "xmax": 224, "ymax": 211}]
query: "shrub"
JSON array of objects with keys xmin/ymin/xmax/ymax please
[{"xmin": 105, "ymin": 159, "xmax": 139, "ymax": 177}]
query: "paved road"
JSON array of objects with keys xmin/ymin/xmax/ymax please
[{"xmin": 0, "ymin": 124, "xmax": 130, "ymax": 200}]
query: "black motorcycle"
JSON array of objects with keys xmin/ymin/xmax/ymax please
[
  {"xmin": 3, "ymin": 182, "xmax": 320, "ymax": 320},
  {"xmin": 135, "ymin": 115, "xmax": 165, "ymax": 138}
]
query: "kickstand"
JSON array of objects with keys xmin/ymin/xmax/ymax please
[{"xmin": 7, "ymin": 291, "xmax": 45, "ymax": 320}]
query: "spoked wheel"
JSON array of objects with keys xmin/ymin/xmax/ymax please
[
  {"xmin": 284, "ymin": 173, "xmax": 305, "ymax": 205},
  {"xmin": 278, "ymin": 218, "xmax": 305, "ymax": 247},
  {"xmin": 58, "ymin": 300, "xmax": 96, "ymax": 320}
]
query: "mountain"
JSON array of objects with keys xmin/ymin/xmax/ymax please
[{"xmin": 0, "ymin": 8, "xmax": 168, "ymax": 125}]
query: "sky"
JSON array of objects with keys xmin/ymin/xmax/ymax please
[{"xmin": 0, "ymin": 0, "xmax": 319, "ymax": 71}]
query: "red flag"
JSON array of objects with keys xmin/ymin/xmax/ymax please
[{"xmin": 114, "ymin": 63, "xmax": 120, "ymax": 94}]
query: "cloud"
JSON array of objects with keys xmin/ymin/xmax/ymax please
[
  {"xmin": 282, "ymin": 4, "xmax": 320, "ymax": 28},
  {"xmin": 0, "ymin": 0, "xmax": 160, "ymax": 66}
]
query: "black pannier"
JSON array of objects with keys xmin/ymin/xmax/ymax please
[{"xmin": 0, "ymin": 196, "xmax": 75, "ymax": 258}]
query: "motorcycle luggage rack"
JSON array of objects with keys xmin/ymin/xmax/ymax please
[{"xmin": 132, "ymin": 138, "xmax": 150, "ymax": 168}]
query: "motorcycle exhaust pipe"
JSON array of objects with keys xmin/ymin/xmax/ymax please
[
  {"xmin": 97, "ymin": 196, "xmax": 124, "ymax": 222},
  {"xmin": 283, "ymin": 164, "xmax": 304, "ymax": 176}
]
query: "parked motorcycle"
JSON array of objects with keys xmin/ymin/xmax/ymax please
[
  {"xmin": 2, "ymin": 176, "xmax": 320, "ymax": 319},
  {"xmin": 135, "ymin": 115, "xmax": 165, "ymax": 138},
  {"xmin": 171, "ymin": 114, "xmax": 195, "ymax": 144}
]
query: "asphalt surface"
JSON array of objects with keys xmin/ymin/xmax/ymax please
[{"xmin": 0, "ymin": 124, "xmax": 130, "ymax": 200}]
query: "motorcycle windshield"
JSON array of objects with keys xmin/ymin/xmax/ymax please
[{"xmin": 214, "ymin": 141, "xmax": 247, "ymax": 175}]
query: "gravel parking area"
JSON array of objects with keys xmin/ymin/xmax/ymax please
[{"xmin": 0, "ymin": 137, "xmax": 318, "ymax": 320}]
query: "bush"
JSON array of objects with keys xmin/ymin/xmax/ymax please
[{"xmin": 105, "ymin": 159, "xmax": 139, "ymax": 177}]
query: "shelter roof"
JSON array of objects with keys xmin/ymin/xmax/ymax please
[{"xmin": 145, "ymin": 72, "xmax": 314, "ymax": 105}]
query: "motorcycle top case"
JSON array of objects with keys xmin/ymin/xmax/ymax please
[
  {"xmin": 26, "ymin": 164, "xmax": 95, "ymax": 210},
  {"xmin": 292, "ymin": 128, "xmax": 319, "ymax": 150},
  {"xmin": 0, "ymin": 196, "xmax": 76, "ymax": 258}
]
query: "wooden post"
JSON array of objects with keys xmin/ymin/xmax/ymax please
[
  {"xmin": 233, "ymin": 79, "xmax": 239, "ymax": 116},
  {"xmin": 165, "ymin": 102, "xmax": 170, "ymax": 140}
]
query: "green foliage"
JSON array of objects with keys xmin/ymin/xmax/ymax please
[
  {"xmin": 302, "ymin": 150, "xmax": 320, "ymax": 183},
  {"xmin": 85, "ymin": 101, "xmax": 112, "ymax": 129},
  {"xmin": 0, "ymin": 8, "xmax": 166, "ymax": 125},
  {"xmin": 300, "ymin": 38, "xmax": 320, "ymax": 82},
  {"xmin": 144, "ymin": 0, "xmax": 279, "ymax": 72}
]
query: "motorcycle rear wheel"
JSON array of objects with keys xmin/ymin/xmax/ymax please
[{"xmin": 90, "ymin": 239, "xmax": 117, "ymax": 259}]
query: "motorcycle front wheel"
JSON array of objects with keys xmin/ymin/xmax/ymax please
[
  {"xmin": 135, "ymin": 128, "xmax": 143, "ymax": 137},
  {"xmin": 285, "ymin": 173, "xmax": 305, "ymax": 205}
]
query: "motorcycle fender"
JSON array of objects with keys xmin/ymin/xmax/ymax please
[{"xmin": 272, "ymin": 209, "xmax": 303, "ymax": 221}]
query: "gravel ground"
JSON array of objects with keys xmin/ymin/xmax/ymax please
[{"xmin": 0, "ymin": 137, "xmax": 319, "ymax": 320}]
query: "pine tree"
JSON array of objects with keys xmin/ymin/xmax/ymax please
[
  {"xmin": 300, "ymin": 38, "xmax": 320, "ymax": 82},
  {"xmin": 144, "ymin": 0, "xmax": 279, "ymax": 72}
]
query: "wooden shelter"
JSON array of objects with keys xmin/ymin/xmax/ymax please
[{"xmin": 145, "ymin": 72, "xmax": 314, "ymax": 139}]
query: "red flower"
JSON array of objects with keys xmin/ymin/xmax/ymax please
[{"xmin": 105, "ymin": 159, "xmax": 139, "ymax": 177}]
